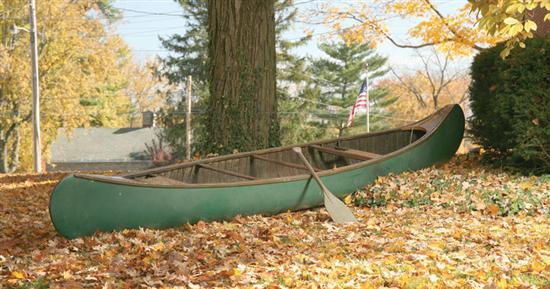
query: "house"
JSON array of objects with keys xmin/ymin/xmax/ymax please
[{"xmin": 47, "ymin": 112, "xmax": 163, "ymax": 172}]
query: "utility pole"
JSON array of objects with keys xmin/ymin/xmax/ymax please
[
  {"xmin": 365, "ymin": 63, "xmax": 370, "ymax": 133},
  {"xmin": 185, "ymin": 76, "xmax": 192, "ymax": 160},
  {"xmin": 29, "ymin": 0, "xmax": 42, "ymax": 172}
]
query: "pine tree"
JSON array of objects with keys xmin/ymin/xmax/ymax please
[
  {"xmin": 279, "ymin": 81, "xmax": 330, "ymax": 145},
  {"xmin": 159, "ymin": 0, "xmax": 313, "ymax": 156},
  {"xmin": 275, "ymin": 1, "xmax": 326, "ymax": 145},
  {"xmin": 160, "ymin": 0, "xmax": 309, "ymax": 94},
  {"xmin": 157, "ymin": 0, "xmax": 208, "ymax": 158},
  {"xmin": 309, "ymin": 41, "xmax": 396, "ymax": 137},
  {"xmin": 160, "ymin": 0, "xmax": 209, "ymax": 99}
]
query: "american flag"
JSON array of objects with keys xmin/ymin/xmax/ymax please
[{"xmin": 346, "ymin": 77, "xmax": 369, "ymax": 128}]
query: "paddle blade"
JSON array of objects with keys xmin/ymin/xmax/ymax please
[
  {"xmin": 291, "ymin": 146, "xmax": 357, "ymax": 223},
  {"xmin": 322, "ymin": 189, "xmax": 358, "ymax": 223}
]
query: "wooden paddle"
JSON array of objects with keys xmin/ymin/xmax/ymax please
[{"xmin": 292, "ymin": 147, "xmax": 357, "ymax": 223}]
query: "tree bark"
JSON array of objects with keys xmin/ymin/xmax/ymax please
[
  {"xmin": 8, "ymin": 127, "xmax": 20, "ymax": 173},
  {"xmin": 206, "ymin": 0, "xmax": 279, "ymax": 154},
  {"xmin": 0, "ymin": 138, "xmax": 7, "ymax": 173},
  {"xmin": 530, "ymin": 7, "xmax": 549, "ymax": 37},
  {"xmin": 0, "ymin": 107, "xmax": 24, "ymax": 173},
  {"xmin": 0, "ymin": 125, "xmax": 17, "ymax": 173}
]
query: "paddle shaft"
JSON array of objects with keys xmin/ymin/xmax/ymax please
[
  {"xmin": 294, "ymin": 149, "xmax": 331, "ymax": 195},
  {"xmin": 292, "ymin": 147, "xmax": 357, "ymax": 223}
]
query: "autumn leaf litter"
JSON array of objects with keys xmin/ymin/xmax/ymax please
[{"xmin": 0, "ymin": 156, "xmax": 548, "ymax": 288}]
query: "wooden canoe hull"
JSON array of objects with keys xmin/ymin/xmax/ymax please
[{"xmin": 50, "ymin": 105, "xmax": 464, "ymax": 239}]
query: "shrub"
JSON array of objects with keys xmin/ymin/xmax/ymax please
[{"xmin": 469, "ymin": 37, "xmax": 549, "ymax": 174}]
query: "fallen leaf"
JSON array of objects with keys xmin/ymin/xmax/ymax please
[
  {"xmin": 531, "ymin": 259, "xmax": 545, "ymax": 273},
  {"xmin": 11, "ymin": 271, "xmax": 25, "ymax": 279},
  {"xmin": 1, "ymin": 157, "xmax": 549, "ymax": 288},
  {"xmin": 476, "ymin": 201, "xmax": 486, "ymax": 211},
  {"xmin": 152, "ymin": 242, "xmax": 165, "ymax": 252},
  {"xmin": 486, "ymin": 204, "xmax": 499, "ymax": 216},
  {"xmin": 344, "ymin": 194, "xmax": 353, "ymax": 205},
  {"xmin": 519, "ymin": 181, "xmax": 532, "ymax": 190},
  {"xmin": 63, "ymin": 270, "xmax": 73, "ymax": 280}
]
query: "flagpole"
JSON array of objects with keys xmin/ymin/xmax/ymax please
[{"xmin": 365, "ymin": 63, "xmax": 370, "ymax": 133}]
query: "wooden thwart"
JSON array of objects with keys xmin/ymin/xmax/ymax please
[
  {"xmin": 197, "ymin": 164, "xmax": 257, "ymax": 180},
  {"xmin": 310, "ymin": 145, "xmax": 381, "ymax": 161},
  {"xmin": 252, "ymin": 154, "xmax": 320, "ymax": 172}
]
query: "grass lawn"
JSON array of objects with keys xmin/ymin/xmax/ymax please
[{"xmin": 0, "ymin": 156, "xmax": 548, "ymax": 288}]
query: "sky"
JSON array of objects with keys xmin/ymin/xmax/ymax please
[{"xmin": 112, "ymin": 0, "xmax": 472, "ymax": 72}]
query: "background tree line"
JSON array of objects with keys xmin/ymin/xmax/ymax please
[
  {"xmin": 1, "ymin": 0, "xmax": 546, "ymax": 172},
  {"xmin": 0, "ymin": 0, "xmax": 173, "ymax": 172},
  {"xmin": 159, "ymin": 0, "xmax": 401, "ymax": 158}
]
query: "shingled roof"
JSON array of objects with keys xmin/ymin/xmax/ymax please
[{"xmin": 50, "ymin": 127, "xmax": 162, "ymax": 162}]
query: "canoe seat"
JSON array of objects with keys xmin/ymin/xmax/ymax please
[
  {"xmin": 337, "ymin": 148, "xmax": 382, "ymax": 159},
  {"xmin": 310, "ymin": 145, "xmax": 382, "ymax": 161},
  {"xmin": 252, "ymin": 154, "xmax": 321, "ymax": 172},
  {"xmin": 139, "ymin": 176, "xmax": 187, "ymax": 185}
]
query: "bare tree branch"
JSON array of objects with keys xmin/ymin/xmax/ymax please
[
  {"xmin": 383, "ymin": 33, "xmax": 450, "ymax": 49},
  {"xmin": 393, "ymin": 49, "xmax": 469, "ymax": 111},
  {"xmin": 345, "ymin": 13, "xmax": 456, "ymax": 49},
  {"xmin": 415, "ymin": 50, "xmax": 438, "ymax": 108},
  {"xmin": 389, "ymin": 67, "xmax": 428, "ymax": 108},
  {"xmin": 434, "ymin": 51, "xmax": 451, "ymax": 109}
]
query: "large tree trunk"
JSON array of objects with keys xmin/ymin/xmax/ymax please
[
  {"xmin": 0, "ymin": 138, "xmax": 7, "ymax": 173},
  {"xmin": 206, "ymin": 0, "xmax": 279, "ymax": 154}
]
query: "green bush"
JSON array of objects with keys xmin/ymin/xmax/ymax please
[{"xmin": 469, "ymin": 37, "xmax": 549, "ymax": 174}]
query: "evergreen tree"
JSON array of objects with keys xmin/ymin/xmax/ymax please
[
  {"xmin": 279, "ymin": 81, "xmax": 330, "ymax": 145},
  {"xmin": 275, "ymin": 1, "xmax": 326, "ymax": 145},
  {"xmin": 160, "ymin": 0, "xmax": 209, "ymax": 99},
  {"xmin": 157, "ymin": 0, "xmax": 208, "ymax": 158},
  {"xmin": 309, "ymin": 41, "xmax": 396, "ymax": 137},
  {"xmin": 159, "ymin": 0, "xmax": 312, "ymax": 156},
  {"xmin": 275, "ymin": 0, "xmax": 310, "ymax": 99}
]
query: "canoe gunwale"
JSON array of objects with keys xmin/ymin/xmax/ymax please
[{"xmin": 72, "ymin": 105, "xmax": 455, "ymax": 189}]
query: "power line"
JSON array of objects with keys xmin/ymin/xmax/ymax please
[
  {"xmin": 114, "ymin": 7, "xmax": 185, "ymax": 17},
  {"xmin": 3, "ymin": 10, "xmax": 185, "ymax": 21},
  {"xmin": 118, "ymin": 16, "xmax": 188, "ymax": 25},
  {"xmin": 120, "ymin": 26, "xmax": 185, "ymax": 36}
]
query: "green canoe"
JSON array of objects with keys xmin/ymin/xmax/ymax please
[{"xmin": 50, "ymin": 104, "xmax": 464, "ymax": 239}]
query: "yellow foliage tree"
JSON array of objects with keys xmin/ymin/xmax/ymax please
[
  {"xmin": 0, "ymin": 0, "xmax": 133, "ymax": 172},
  {"xmin": 124, "ymin": 59, "xmax": 176, "ymax": 126},
  {"xmin": 469, "ymin": 0, "xmax": 550, "ymax": 57},
  {"xmin": 315, "ymin": 0, "xmax": 549, "ymax": 57}
]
